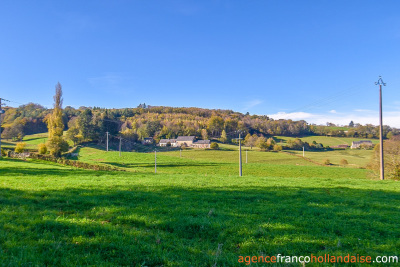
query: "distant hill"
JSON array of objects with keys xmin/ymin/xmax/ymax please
[{"xmin": 1, "ymin": 103, "xmax": 398, "ymax": 144}]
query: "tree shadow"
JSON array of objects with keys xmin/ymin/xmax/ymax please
[
  {"xmin": 103, "ymin": 161, "xmax": 227, "ymax": 169},
  {"xmin": 0, "ymin": 182, "xmax": 399, "ymax": 265}
]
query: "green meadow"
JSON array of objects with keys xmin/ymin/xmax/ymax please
[
  {"xmin": 1, "ymin": 138, "xmax": 399, "ymax": 266},
  {"xmin": 1, "ymin": 132, "xmax": 48, "ymax": 150},
  {"xmin": 274, "ymin": 135, "xmax": 379, "ymax": 147}
]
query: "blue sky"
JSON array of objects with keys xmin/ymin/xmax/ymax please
[{"xmin": 1, "ymin": 1, "xmax": 400, "ymax": 127}]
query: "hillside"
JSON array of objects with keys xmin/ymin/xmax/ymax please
[{"xmin": 1, "ymin": 104, "xmax": 398, "ymax": 147}]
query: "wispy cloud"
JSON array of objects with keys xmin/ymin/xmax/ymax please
[
  {"xmin": 243, "ymin": 99, "xmax": 263, "ymax": 111},
  {"xmin": 353, "ymin": 109, "xmax": 375, "ymax": 113},
  {"xmin": 87, "ymin": 73, "xmax": 134, "ymax": 95},
  {"xmin": 58, "ymin": 12, "xmax": 97, "ymax": 40},
  {"xmin": 329, "ymin": 110, "xmax": 337, "ymax": 114}
]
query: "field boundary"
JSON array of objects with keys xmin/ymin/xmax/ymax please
[
  {"xmin": 7, "ymin": 152, "xmax": 125, "ymax": 172},
  {"xmin": 280, "ymin": 151, "xmax": 325, "ymax": 166}
]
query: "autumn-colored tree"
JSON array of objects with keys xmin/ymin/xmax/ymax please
[
  {"xmin": 220, "ymin": 130, "xmax": 227, "ymax": 143},
  {"xmin": 46, "ymin": 82, "xmax": 69, "ymax": 156},
  {"xmin": 208, "ymin": 116, "xmax": 224, "ymax": 137},
  {"xmin": 244, "ymin": 134, "xmax": 258, "ymax": 149},
  {"xmin": 370, "ymin": 135, "xmax": 400, "ymax": 180},
  {"xmin": 266, "ymin": 137, "xmax": 276, "ymax": 150},
  {"xmin": 66, "ymin": 127, "xmax": 81, "ymax": 146},
  {"xmin": 15, "ymin": 142, "xmax": 26, "ymax": 153},
  {"xmin": 201, "ymin": 129, "xmax": 208, "ymax": 140},
  {"xmin": 256, "ymin": 136, "xmax": 268, "ymax": 150},
  {"xmin": 37, "ymin": 143, "xmax": 47, "ymax": 154}
]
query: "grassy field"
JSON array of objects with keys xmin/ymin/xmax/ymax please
[
  {"xmin": 289, "ymin": 149, "xmax": 373, "ymax": 168},
  {"xmin": 76, "ymin": 145, "xmax": 372, "ymax": 180},
  {"xmin": 0, "ymin": 157, "xmax": 399, "ymax": 266},
  {"xmin": 274, "ymin": 135, "xmax": 379, "ymax": 147},
  {"xmin": 1, "ymin": 134, "xmax": 397, "ymax": 265},
  {"xmin": 1, "ymin": 132, "xmax": 48, "ymax": 149}
]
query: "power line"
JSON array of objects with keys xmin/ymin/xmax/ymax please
[{"xmin": 287, "ymin": 81, "xmax": 370, "ymax": 114}]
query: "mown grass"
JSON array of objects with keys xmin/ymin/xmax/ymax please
[
  {"xmin": 289, "ymin": 149, "xmax": 374, "ymax": 168},
  {"xmin": 77, "ymin": 145, "xmax": 371, "ymax": 180},
  {"xmin": 1, "ymin": 132, "xmax": 48, "ymax": 150},
  {"xmin": 0, "ymin": 158, "xmax": 399, "ymax": 266},
  {"xmin": 274, "ymin": 135, "xmax": 379, "ymax": 147}
]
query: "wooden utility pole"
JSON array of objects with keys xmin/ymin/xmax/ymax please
[
  {"xmin": 119, "ymin": 136, "xmax": 122, "ymax": 157},
  {"xmin": 234, "ymin": 132, "xmax": 243, "ymax": 176},
  {"xmin": 376, "ymin": 76, "xmax": 386, "ymax": 180},
  {"xmin": 106, "ymin": 132, "xmax": 109, "ymax": 152},
  {"xmin": 0, "ymin": 98, "xmax": 3, "ymax": 158},
  {"xmin": 155, "ymin": 150, "xmax": 157, "ymax": 174},
  {"xmin": 239, "ymin": 134, "xmax": 242, "ymax": 176}
]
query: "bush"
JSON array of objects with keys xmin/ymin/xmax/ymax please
[
  {"xmin": 47, "ymin": 137, "xmax": 69, "ymax": 157},
  {"xmin": 340, "ymin": 159, "xmax": 348, "ymax": 166},
  {"xmin": 1, "ymin": 148, "xmax": 6, "ymax": 157},
  {"xmin": 38, "ymin": 143, "xmax": 47, "ymax": 154},
  {"xmin": 273, "ymin": 144, "xmax": 282, "ymax": 151},
  {"xmin": 210, "ymin": 142, "xmax": 219, "ymax": 149},
  {"xmin": 15, "ymin": 142, "xmax": 26, "ymax": 153},
  {"xmin": 323, "ymin": 158, "xmax": 331, "ymax": 165}
]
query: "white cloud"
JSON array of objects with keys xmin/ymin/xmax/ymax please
[
  {"xmin": 268, "ymin": 110, "xmax": 400, "ymax": 128},
  {"xmin": 329, "ymin": 110, "xmax": 337, "ymax": 114}
]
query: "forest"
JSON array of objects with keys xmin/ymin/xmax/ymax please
[{"xmin": 1, "ymin": 102, "xmax": 398, "ymax": 145}]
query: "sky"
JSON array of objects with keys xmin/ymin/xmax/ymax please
[{"xmin": 1, "ymin": 0, "xmax": 400, "ymax": 127}]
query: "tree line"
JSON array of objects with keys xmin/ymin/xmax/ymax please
[{"xmin": 1, "ymin": 96, "xmax": 399, "ymax": 146}]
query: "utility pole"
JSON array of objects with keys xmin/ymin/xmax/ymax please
[
  {"xmin": 119, "ymin": 136, "xmax": 122, "ymax": 157},
  {"xmin": 376, "ymin": 76, "xmax": 386, "ymax": 180},
  {"xmin": 0, "ymin": 98, "xmax": 3, "ymax": 158},
  {"xmin": 234, "ymin": 132, "xmax": 243, "ymax": 176},
  {"xmin": 155, "ymin": 149, "xmax": 157, "ymax": 174},
  {"xmin": 239, "ymin": 133, "xmax": 242, "ymax": 176},
  {"xmin": 106, "ymin": 132, "xmax": 109, "ymax": 152},
  {"xmin": 303, "ymin": 146, "xmax": 305, "ymax": 157}
]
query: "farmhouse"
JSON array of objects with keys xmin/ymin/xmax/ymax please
[
  {"xmin": 159, "ymin": 139, "xmax": 177, "ymax": 147},
  {"xmin": 142, "ymin": 137, "xmax": 154, "ymax": 145},
  {"xmin": 159, "ymin": 136, "xmax": 211, "ymax": 148},
  {"xmin": 351, "ymin": 140, "xmax": 373, "ymax": 149},
  {"xmin": 176, "ymin": 136, "xmax": 196, "ymax": 147},
  {"xmin": 192, "ymin": 140, "xmax": 211, "ymax": 149}
]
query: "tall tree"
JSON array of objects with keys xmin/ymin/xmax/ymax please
[
  {"xmin": 46, "ymin": 82, "xmax": 68, "ymax": 156},
  {"xmin": 201, "ymin": 129, "xmax": 208, "ymax": 140},
  {"xmin": 220, "ymin": 130, "xmax": 227, "ymax": 143}
]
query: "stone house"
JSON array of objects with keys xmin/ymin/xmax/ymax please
[{"xmin": 351, "ymin": 140, "xmax": 373, "ymax": 149}]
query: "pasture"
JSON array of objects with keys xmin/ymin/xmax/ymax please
[
  {"xmin": 1, "ymin": 139, "xmax": 399, "ymax": 265},
  {"xmin": 1, "ymin": 132, "xmax": 48, "ymax": 150},
  {"xmin": 274, "ymin": 135, "xmax": 379, "ymax": 147}
]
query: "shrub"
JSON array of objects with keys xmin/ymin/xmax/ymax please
[
  {"xmin": 1, "ymin": 148, "xmax": 6, "ymax": 157},
  {"xmin": 210, "ymin": 142, "xmax": 219, "ymax": 149},
  {"xmin": 323, "ymin": 158, "xmax": 331, "ymax": 165},
  {"xmin": 273, "ymin": 144, "xmax": 282, "ymax": 151},
  {"xmin": 47, "ymin": 137, "xmax": 69, "ymax": 156},
  {"xmin": 38, "ymin": 143, "xmax": 47, "ymax": 154},
  {"xmin": 340, "ymin": 159, "xmax": 348, "ymax": 166},
  {"xmin": 15, "ymin": 142, "xmax": 26, "ymax": 153}
]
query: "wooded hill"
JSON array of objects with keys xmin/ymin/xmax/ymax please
[{"xmin": 1, "ymin": 103, "xmax": 398, "ymax": 143}]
